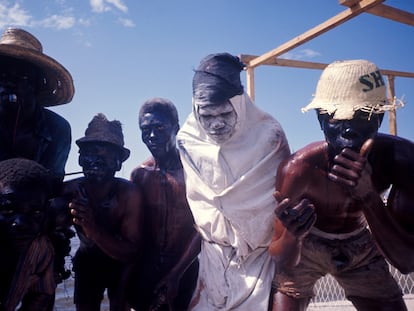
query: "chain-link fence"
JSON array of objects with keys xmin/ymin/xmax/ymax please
[{"xmin": 309, "ymin": 264, "xmax": 414, "ymax": 308}]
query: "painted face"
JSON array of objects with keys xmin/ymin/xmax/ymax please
[
  {"xmin": 318, "ymin": 110, "xmax": 382, "ymax": 155},
  {"xmin": 0, "ymin": 185, "xmax": 47, "ymax": 251},
  {"xmin": 197, "ymin": 100, "xmax": 237, "ymax": 144},
  {"xmin": 140, "ymin": 111, "xmax": 177, "ymax": 160},
  {"xmin": 0, "ymin": 60, "xmax": 38, "ymax": 116},
  {"xmin": 78, "ymin": 142, "xmax": 121, "ymax": 183}
]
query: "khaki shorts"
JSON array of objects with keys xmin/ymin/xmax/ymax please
[{"xmin": 274, "ymin": 228, "xmax": 403, "ymax": 300}]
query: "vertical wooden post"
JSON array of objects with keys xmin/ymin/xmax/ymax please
[
  {"xmin": 386, "ymin": 75, "xmax": 397, "ymax": 135},
  {"xmin": 246, "ymin": 66, "xmax": 255, "ymax": 103}
]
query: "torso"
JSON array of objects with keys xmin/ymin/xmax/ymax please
[
  {"xmin": 63, "ymin": 178, "xmax": 130, "ymax": 248},
  {"xmin": 131, "ymin": 158, "xmax": 196, "ymax": 262},
  {"xmin": 277, "ymin": 141, "xmax": 366, "ymax": 233},
  {"xmin": 277, "ymin": 134, "xmax": 414, "ymax": 234}
]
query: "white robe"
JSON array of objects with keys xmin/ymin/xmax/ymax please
[{"xmin": 177, "ymin": 93, "xmax": 290, "ymax": 310}]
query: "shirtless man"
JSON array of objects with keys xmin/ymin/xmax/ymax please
[
  {"xmin": 60, "ymin": 113, "xmax": 144, "ymax": 311},
  {"xmin": 127, "ymin": 98, "xmax": 200, "ymax": 311},
  {"xmin": 0, "ymin": 158, "xmax": 56, "ymax": 311},
  {"xmin": 270, "ymin": 59, "xmax": 413, "ymax": 311}
]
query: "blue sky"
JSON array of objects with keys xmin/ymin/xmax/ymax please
[{"xmin": 1, "ymin": 0, "xmax": 413, "ymax": 178}]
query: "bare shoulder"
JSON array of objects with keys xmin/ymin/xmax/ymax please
[
  {"xmin": 115, "ymin": 177, "xmax": 142, "ymax": 193},
  {"xmin": 130, "ymin": 157, "xmax": 156, "ymax": 182},
  {"xmin": 370, "ymin": 133, "xmax": 414, "ymax": 170},
  {"xmin": 279, "ymin": 141, "xmax": 327, "ymax": 173}
]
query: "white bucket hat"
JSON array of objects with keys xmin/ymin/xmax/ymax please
[{"xmin": 302, "ymin": 59, "xmax": 397, "ymax": 120}]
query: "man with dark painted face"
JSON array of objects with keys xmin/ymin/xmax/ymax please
[
  {"xmin": 0, "ymin": 27, "xmax": 75, "ymax": 287},
  {"xmin": 0, "ymin": 158, "xmax": 56, "ymax": 311},
  {"xmin": 58, "ymin": 113, "xmax": 144, "ymax": 311},
  {"xmin": 126, "ymin": 98, "xmax": 200, "ymax": 311},
  {"xmin": 269, "ymin": 60, "xmax": 414, "ymax": 311},
  {"xmin": 177, "ymin": 53, "xmax": 290, "ymax": 310}
]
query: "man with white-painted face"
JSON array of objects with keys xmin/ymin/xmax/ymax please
[
  {"xmin": 177, "ymin": 53, "xmax": 290, "ymax": 310},
  {"xmin": 269, "ymin": 60, "xmax": 414, "ymax": 311}
]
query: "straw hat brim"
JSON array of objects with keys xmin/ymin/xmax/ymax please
[{"xmin": 0, "ymin": 45, "xmax": 74, "ymax": 106}]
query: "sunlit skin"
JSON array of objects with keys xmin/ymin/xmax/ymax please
[
  {"xmin": 197, "ymin": 100, "xmax": 237, "ymax": 144},
  {"xmin": 0, "ymin": 185, "xmax": 47, "ymax": 252},
  {"xmin": 127, "ymin": 104, "xmax": 200, "ymax": 310},
  {"xmin": 140, "ymin": 111, "xmax": 179, "ymax": 167},
  {"xmin": 269, "ymin": 110, "xmax": 413, "ymax": 310}
]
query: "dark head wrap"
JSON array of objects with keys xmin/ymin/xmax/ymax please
[{"xmin": 193, "ymin": 53, "xmax": 245, "ymax": 104}]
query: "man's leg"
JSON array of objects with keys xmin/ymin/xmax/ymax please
[
  {"xmin": 271, "ymin": 291, "xmax": 311, "ymax": 311},
  {"xmin": 348, "ymin": 295, "xmax": 407, "ymax": 311}
]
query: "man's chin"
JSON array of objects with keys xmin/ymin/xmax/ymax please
[
  {"xmin": 84, "ymin": 172, "xmax": 107, "ymax": 183},
  {"xmin": 208, "ymin": 132, "xmax": 233, "ymax": 144}
]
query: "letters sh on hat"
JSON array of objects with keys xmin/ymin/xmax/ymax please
[{"xmin": 302, "ymin": 59, "xmax": 402, "ymax": 120}]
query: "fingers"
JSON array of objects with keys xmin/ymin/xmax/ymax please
[
  {"xmin": 360, "ymin": 138, "xmax": 374, "ymax": 158},
  {"xmin": 329, "ymin": 147, "xmax": 367, "ymax": 187},
  {"xmin": 275, "ymin": 198, "xmax": 315, "ymax": 238},
  {"xmin": 273, "ymin": 190, "xmax": 282, "ymax": 202}
]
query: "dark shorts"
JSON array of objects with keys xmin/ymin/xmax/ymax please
[
  {"xmin": 274, "ymin": 228, "xmax": 403, "ymax": 300},
  {"xmin": 127, "ymin": 255, "xmax": 199, "ymax": 310},
  {"xmin": 72, "ymin": 247, "xmax": 124, "ymax": 305}
]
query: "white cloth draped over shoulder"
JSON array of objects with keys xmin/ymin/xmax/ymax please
[{"xmin": 177, "ymin": 93, "xmax": 290, "ymax": 310}]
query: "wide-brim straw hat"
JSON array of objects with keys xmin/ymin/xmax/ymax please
[
  {"xmin": 76, "ymin": 113, "xmax": 130, "ymax": 162},
  {"xmin": 0, "ymin": 27, "xmax": 74, "ymax": 106},
  {"xmin": 302, "ymin": 59, "xmax": 396, "ymax": 120}
]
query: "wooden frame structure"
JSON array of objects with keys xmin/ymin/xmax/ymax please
[{"xmin": 239, "ymin": 0, "xmax": 414, "ymax": 135}]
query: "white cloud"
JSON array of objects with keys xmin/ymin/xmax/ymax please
[
  {"xmin": 282, "ymin": 48, "xmax": 321, "ymax": 60},
  {"xmin": 90, "ymin": 0, "xmax": 128, "ymax": 13},
  {"xmin": 0, "ymin": 3, "xmax": 31, "ymax": 28},
  {"xmin": 107, "ymin": 0, "xmax": 128, "ymax": 13},
  {"xmin": 36, "ymin": 14, "xmax": 75, "ymax": 29},
  {"xmin": 118, "ymin": 17, "xmax": 134, "ymax": 27}
]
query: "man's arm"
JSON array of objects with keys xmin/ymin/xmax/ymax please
[
  {"xmin": 70, "ymin": 181, "xmax": 144, "ymax": 263},
  {"xmin": 269, "ymin": 159, "xmax": 316, "ymax": 271},
  {"xmin": 330, "ymin": 138, "xmax": 414, "ymax": 273},
  {"xmin": 150, "ymin": 231, "xmax": 201, "ymax": 309}
]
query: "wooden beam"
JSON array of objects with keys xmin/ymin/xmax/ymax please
[
  {"xmin": 340, "ymin": 2, "xmax": 414, "ymax": 26},
  {"xmin": 246, "ymin": 67, "xmax": 255, "ymax": 103},
  {"xmin": 241, "ymin": 54, "xmax": 327, "ymax": 70},
  {"xmin": 386, "ymin": 75, "xmax": 397, "ymax": 135},
  {"xmin": 240, "ymin": 55, "xmax": 414, "ymax": 79},
  {"xmin": 247, "ymin": 0, "xmax": 385, "ymax": 68}
]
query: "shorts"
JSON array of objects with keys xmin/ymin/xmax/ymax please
[
  {"xmin": 274, "ymin": 228, "xmax": 403, "ymax": 300},
  {"xmin": 73, "ymin": 247, "xmax": 124, "ymax": 305}
]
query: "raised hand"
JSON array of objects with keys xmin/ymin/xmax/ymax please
[
  {"xmin": 274, "ymin": 191, "xmax": 316, "ymax": 240},
  {"xmin": 328, "ymin": 139, "xmax": 375, "ymax": 200}
]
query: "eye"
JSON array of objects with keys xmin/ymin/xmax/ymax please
[{"xmin": 0, "ymin": 208, "xmax": 14, "ymax": 216}]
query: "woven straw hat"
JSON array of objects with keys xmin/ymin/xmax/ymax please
[
  {"xmin": 0, "ymin": 27, "xmax": 74, "ymax": 106},
  {"xmin": 76, "ymin": 113, "xmax": 130, "ymax": 162},
  {"xmin": 302, "ymin": 59, "xmax": 393, "ymax": 120}
]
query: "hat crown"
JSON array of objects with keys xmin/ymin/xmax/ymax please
[
  {"xmin": 302, "ymin": 59, "xmax": 388, "ymax": 119},
  {"xmin": 81, "ymin": 113, "xmax": 125, "ymax": 147},
  {"xmin": 0, "ymin": 28, "xmax": 43, "ymax": 53}
]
